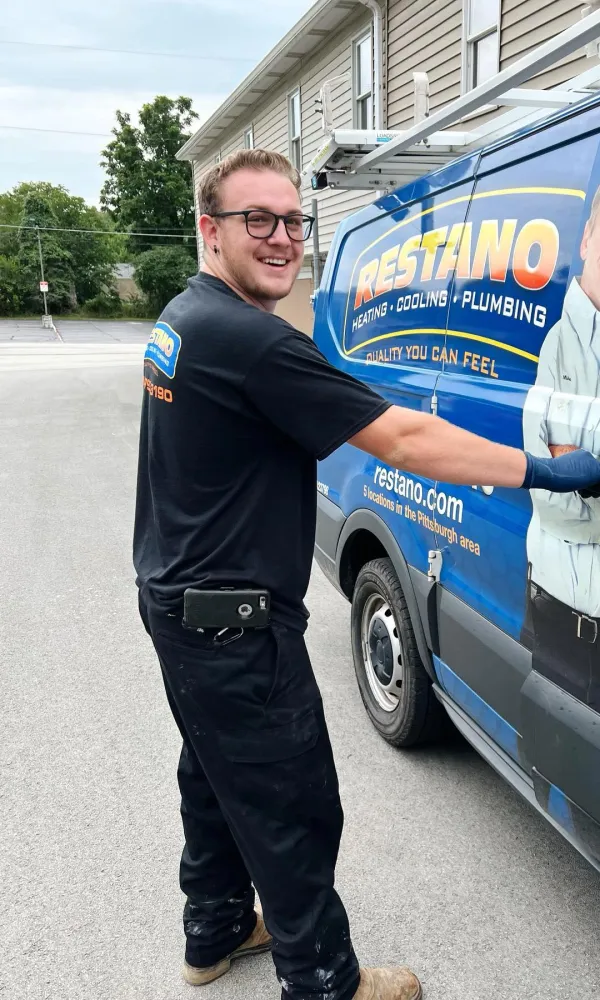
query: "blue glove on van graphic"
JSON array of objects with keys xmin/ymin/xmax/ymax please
[{"xmin": 523, "ymin": 450, "xmax": 600, "ymax": 497}]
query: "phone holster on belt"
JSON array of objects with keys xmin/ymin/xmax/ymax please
[{"xmin": 183, "ymin": 588, "xmax": 271, "ymax": 630}]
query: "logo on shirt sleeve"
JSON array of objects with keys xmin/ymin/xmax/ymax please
[{"xmin": 144, "ymin": 321, "xmax": 182, "ymax": 379}]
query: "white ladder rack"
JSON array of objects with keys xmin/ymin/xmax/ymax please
[{"xmin": 304, "ymin": 8, "xmax": 600, "ymax": 193}]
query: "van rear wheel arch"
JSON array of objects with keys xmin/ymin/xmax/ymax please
[{"xmin": 339, "ymin": 527, "xmax": 387, "ymax": 599}]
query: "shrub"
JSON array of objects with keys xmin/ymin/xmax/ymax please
[
  {"xmin": 121, "ymin": 295, "xmax": 153, "ymax": 319},
  {"xmin": 80, "ymin": 288, "xmax": 122, "ymax": 317},
  {"xmin": 134, "ymin": 246, "xmax": 195, "ymax": 313}
]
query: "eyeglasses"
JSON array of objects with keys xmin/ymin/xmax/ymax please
[{"xmin": 211, "ymin": 210, "xmax": 315, "ymax": 242}]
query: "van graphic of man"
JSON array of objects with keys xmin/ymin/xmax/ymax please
[{"xmin": 523, "ymin": 184, "xmax": 600, "ymax": 709}]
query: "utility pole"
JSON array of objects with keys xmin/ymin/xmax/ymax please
[{"xmin": 36, "ymin": 226, "xmax": 48, "ymax": 318}]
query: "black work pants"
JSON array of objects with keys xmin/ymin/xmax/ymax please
[
  {"xmin": 529, "ymin": 581, "xmax": 600, "ymax": 711},
  {"xmin": 139, "ymin": 593, "xmax": 360, "ymax": 1000}
]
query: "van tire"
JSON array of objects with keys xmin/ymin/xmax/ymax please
[{"xmin": 350, "ymin": 557, "xmax": 445, "ymax": 747}]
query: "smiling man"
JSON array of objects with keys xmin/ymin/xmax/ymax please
[
  {"xmin": 134, "ymin": 149, "xmax": 600, "ymax": 1000},
  {"xmin": 201, "ymin": 172, "xmax": 305, "ymax": 300}
]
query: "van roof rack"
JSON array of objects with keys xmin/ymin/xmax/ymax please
[{"xmin": 305, "ymin": 8, "xmax": 600, "ymax": 193}]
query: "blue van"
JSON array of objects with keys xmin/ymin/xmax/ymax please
[{"xmin": 312, "ymin": 94, "xmax": 600, "ymax": 870}]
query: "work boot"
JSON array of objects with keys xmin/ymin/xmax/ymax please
[
  {"xmin": 182, "ymin": 910, "xmax": 272, "ymax": 986},
  {"xmin": 353, "ymin": 966, "xmax": 423, "ymax": 1000}
]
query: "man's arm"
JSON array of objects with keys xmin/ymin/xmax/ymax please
[
  {"xmin": 522, "ymin": 384, "xmax": 600, "ymax": 538},
  {"xmin": 349, "ymin": 407, "xmax": 526, "ymax": 486},
  {"xmin": 349, "ymin": 405, "xmax": 600, "ymax": 494},
  {"xmin": 534, "ymin": 318, "xmax": 579, "ymax": 454},
  {"xmin": 241, "ymin": 330, "xmax": 600, "ymax": 494}
]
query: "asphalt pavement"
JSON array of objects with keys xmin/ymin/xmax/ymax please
[
  {"xmin": 0, "ymin": 317, "xmax": 154, "ymax": 343},
  {"xmin": 1, "ymin": 346, "xmax": 600, "ymax": 1000}
]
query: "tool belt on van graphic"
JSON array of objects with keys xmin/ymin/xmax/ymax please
[{"xmin": 530, "ymin": 582, "xmax": 599, "ymax": 645}]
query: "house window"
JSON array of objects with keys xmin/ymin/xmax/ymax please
[
  {"xmin": 353, "ymin": 31, "xmax": 373, "ymax": 129},
  {"xmin": 214, "ymin": 151, "xmax": 221, "ymax": 164},
  {"xmin": 288, "ymin": 88, "xmax": 302, "ymax": 171},
  {"xmin": 464, "ymin": 0, "xmax": 500, "ymax": 90},
  {"xmin": 244, "ymin": 126, "xmax": 254, "ymax": 149}
]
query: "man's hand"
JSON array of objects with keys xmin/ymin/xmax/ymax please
[
  {"xmin": 546, "ymin": 445, "xmax": 600, "ymax": 495},
  {"xmin": 523, "ymin": 450, "xmax": 600, "ymax": 495}
]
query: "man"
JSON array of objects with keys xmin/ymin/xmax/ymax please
[
  {"xmin": 523, "ymin": 184, "xmax": 600, "ymax": 710},
  {"xmin": 134, "ymin": 149, "xmax": 600, "ymax": 1000}
]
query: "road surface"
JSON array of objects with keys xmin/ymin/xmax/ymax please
[
  {"xmin": 0, "ymin": 317, "xmax": 153, "ymax": 343},
  {"xmin": 1, "ymin": 344, "xmax": 599, "ymax": 1000}
]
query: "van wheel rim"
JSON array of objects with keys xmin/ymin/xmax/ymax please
[{"xmin": 361, "ymin": 593, "xmax": 404, "ymax": 713}]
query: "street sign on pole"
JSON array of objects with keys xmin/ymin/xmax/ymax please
[{"xmin": 36, "ymin": 227, "xmax": 49, "ymax": 317}]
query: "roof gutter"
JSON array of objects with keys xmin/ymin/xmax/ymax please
[
  {"xmin": 356, "ymin": 0, "xmax": 384, "ymax": 129},
  {"xmin": 177, "ymin": 0, "xmax": 341, "ymax": 160}
]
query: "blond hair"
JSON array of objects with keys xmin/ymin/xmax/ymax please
[{"xmin": 197, "ymin": 149, "xmax": 301, "ymax": 217}]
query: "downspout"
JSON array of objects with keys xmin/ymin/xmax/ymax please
[{"xmin": 356, "ymin": 0, "xmax": 385, "ymax": 130}]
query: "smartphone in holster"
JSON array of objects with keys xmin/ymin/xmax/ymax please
[{"xmin": 183, "ymin": 588, "xmax": 271, "ymax": 630}]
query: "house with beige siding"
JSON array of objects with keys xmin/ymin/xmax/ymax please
[{"xmin": 177, "ymin": 0, "xmax": 600, "ymax": 333}]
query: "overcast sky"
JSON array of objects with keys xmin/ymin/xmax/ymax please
[{"xmin": 0, "ymin": 0, "xmax": 315, "ymax": 205}]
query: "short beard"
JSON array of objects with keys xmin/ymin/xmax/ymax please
[{"xmin": 222, "ymin": 249, "xmax": 294, "ymax": 303}]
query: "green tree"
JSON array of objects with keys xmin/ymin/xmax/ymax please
[
  {"xmin": 0, "ymin": 182, "xmax": 126, "ymax": 314},
  {"xmin": 0, "ymin": 188, "xmax": 23, "ymax": 261},
  {"xmin": 17, "ymin": 193, "xmax": 75, "ymax": 313},
  {"xmin": 100, "ymin": 96, "xmax": 198, "ymax": 256},
  {"xmin": 134, "ymin": 246, "xmax": 195, "ymax": 313},
  {"xmin": 0, "ymin": 256, "xmax": 23, "ymax": 316}
]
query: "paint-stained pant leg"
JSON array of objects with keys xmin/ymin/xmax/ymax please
[
  {"xmin": 176, "ymin": 736, "xmax": 258, "ymax": 965},
  {"xmin": 139, "ymin": 595, "xmax": 257, "ymax": 966},
  {"xmin": 144, "ymin": 599, "xmax": 361, "ymax": 1000}
]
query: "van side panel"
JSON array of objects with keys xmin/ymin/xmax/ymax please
[
  {"xmin": 313, "ymin": 99, "xmax": 600, "ymax": 860},
  {"xmin": 522, "ymin": 671, "xmax": 600, "ymax": 847},
  {"xmin": 436, "ymin": 588, "xmax": 532, "ymax": 745},
  {"xmin": 314, "ymin": 163, "xmax": 480, "ymax": 591}
]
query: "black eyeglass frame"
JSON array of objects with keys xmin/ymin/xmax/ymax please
[{"xmin": 210, "ymin": 210, "xmax": 315, "ymax": 242}]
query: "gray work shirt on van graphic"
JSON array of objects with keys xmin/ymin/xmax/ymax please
[{"xmin": 524, "ymin": 278, "xmax": 600, "ymax": 617}]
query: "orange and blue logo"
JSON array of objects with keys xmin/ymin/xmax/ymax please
[
  {"xmin": 145, "ymin": 321, "xmax": 181, "ymax": 379},
  {"xmin": 333, "ymin": 185, "xmax": 587, "ymax": 382}
]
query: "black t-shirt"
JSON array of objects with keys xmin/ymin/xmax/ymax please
[{"xmin": 133, "ymin": 273, "xmax": 390, "ymax": 631}]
